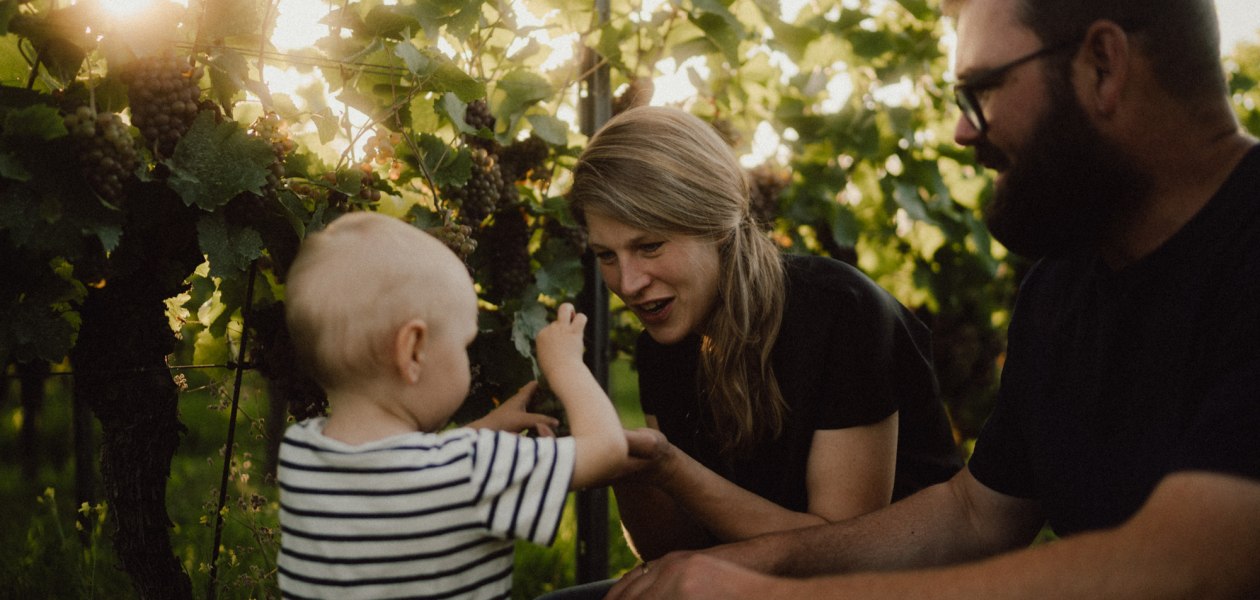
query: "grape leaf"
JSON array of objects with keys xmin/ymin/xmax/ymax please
[
  {"xmin": 524, "ymin": 114, "xmax": 568, "ymax": 146},
  {"xmin": 511, "ymin": 297, "xmax": 548, "ymax": 361},
  {"xmin": 197, "ymin": 213, "xmax": 265, "ymax": 279},
  {"xmin": 2, "ymin": 104, "xmax": 67, "ymax": 140},
  {"xmin": 164, "ymin": 111, "xmax": 274, "ymax": 211},
  {"xmin": 0, "ymin": 151, "xmax": 30, "ymax": 181}
]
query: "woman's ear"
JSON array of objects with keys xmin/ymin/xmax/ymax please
[{"xmin": 394, "ymin": 319, "xmax": 428, "ymax": 384}]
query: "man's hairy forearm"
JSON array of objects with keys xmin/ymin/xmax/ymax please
[{"xmin": 706, "ymin": 470, "xmax": 1042, "ymax": 577}]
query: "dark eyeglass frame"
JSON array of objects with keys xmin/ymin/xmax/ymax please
[{"xmin": 954, "ymin": 41, "xmax": 1074, "ymax": 135}]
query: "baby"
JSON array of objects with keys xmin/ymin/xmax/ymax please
[{"xmin": 276, "ymin": 211, "xmax": 628, "ymax": 599}]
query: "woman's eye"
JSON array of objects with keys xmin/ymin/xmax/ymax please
[
  {"xmin": 594, "ymin": 251, "xmax": 616, "ymax": 263},
  {"xmin": 640, "ymin": 242, "xmax": 663, "ymax": 254}
]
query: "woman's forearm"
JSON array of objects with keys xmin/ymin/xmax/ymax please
[
  {"xmin": 613, "ymin": 480, "xmax": 715, "ymax": 560},
  {"xmin": 650, "ymin": 444, "xmax": 829, "ymax": 542}
]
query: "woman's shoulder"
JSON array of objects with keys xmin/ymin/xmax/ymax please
[{"xmin": 782, "ymin": 253, "xmax": 891, "ymax": 308}]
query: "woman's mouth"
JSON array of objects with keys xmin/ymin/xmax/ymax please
[{"xmin": 635, "ymin": 298, "xmax": 673, "ymax": 322}]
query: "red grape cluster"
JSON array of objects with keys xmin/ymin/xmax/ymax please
[
  {"xmin": 122, "ymin": 53, "xmax": 204, "ymax": 156},
  {"xmin": 63, "ymin": 106, "xmax": 139, "ymax": 205}
]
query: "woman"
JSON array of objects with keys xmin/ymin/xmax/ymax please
[{"xmin": 567, "ymin": 106, "xmax": 960, "ymax": 571}]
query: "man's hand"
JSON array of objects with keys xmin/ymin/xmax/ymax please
[
  {"xmin": 607, "ymin": 551, "xmax": 779, "ymax": 600},
  {"xmin": 465, "ymin": 381, "xmax": 560, "ymax": 436}
]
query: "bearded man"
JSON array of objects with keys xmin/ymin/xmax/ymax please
[{"xmin": 606, "ymin": 0, "xmax": 1260, "ymax": 598}]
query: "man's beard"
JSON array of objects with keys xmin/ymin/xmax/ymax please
[{"xmin": 981, "ymin": 75, "xmax": 1150, "ymax": 260}]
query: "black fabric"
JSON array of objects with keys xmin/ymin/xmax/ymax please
[
  {"xmin": 636, "ymin": 254, "xmax": 962, "ymax": 512},
  {"xmin": 969, "ymin": 145, "xmax": 1260, "ymax": 537}
]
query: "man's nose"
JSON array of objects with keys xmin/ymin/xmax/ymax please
[{"xmin": 954, "ymin": 113, "xmax": 982, "ymax": 147}]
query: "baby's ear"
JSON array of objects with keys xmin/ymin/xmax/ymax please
[{"xmin": 393, "ymin": 319, "xmax": 429, "ymax": 383}]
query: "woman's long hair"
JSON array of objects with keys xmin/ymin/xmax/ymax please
[{"xmin": 568, "ymin": 106, "xmax": 787, "ymax": 454}]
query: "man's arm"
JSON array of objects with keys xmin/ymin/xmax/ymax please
[
  {"xmin": 611, "ymin": 470, "xmax": 1260, "ymax": 599},
  {"xmin": 705, "ymin": 467, "xmax": 1043, "ymax": 577}
]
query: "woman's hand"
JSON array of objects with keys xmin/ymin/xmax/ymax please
[
  {"xmin": 621, "ymin": 427, "xmax": 675, "ymax": 481},
  {"xmin": 465, "ymin": 381, "xmax": 560, "ymax": 436}
]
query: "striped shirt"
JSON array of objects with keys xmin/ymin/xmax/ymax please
[{"xmin": 277, "ymin": 418, "xmax": 576, "ymax": 599}]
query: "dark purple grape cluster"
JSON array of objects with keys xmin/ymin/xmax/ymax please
[
  {"xmin": 498, "ymin": 134, "xmax": 550, "ymax": 184},
  {"xmin": 445, "ymin": 147, "xmax": 502, "ymax": 227},
  {"xmin": 543, "ymin": 216, "xmax": 587, "ymax": 254},
  {"xmin": 63, "ymin": 106, "xmax": 139, "ymax": 205},
  {"xmin": 746, "ymin": 164, "xmax": 791, "ymax": 230},
  {"xmin": 463, "ymin": 99, "xmax": 498, "ymax": 153},
  {"xmin": 483, "ymin": 207, "xmax": 532, "ymax": 300},
  {"xmin": 249, "ymin": 111, "xmax": 296, "ymax": 194},
  {"xmin": 428, "ymin": 219, "xmax": 478, "ymax": 260},
  {"xmin": 122, "ymin": 53, "xmax": 204, "ymax": 156}
]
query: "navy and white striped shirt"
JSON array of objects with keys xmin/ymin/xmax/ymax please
[{"xmin": 277, "ymin": 418, "xmax": 576, "ymax": 599}]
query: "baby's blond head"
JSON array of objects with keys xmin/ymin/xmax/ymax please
[{"xmin": 284, "ymin": 212, "xmax": 475, "ymax": 393}]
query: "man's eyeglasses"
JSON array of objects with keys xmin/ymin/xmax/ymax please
[{"xmin": 954, "ymin": 42, "xmax": 1073, "ymax": 135}]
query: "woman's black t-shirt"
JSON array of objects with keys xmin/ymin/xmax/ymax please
[{"xmin": 636, "ymin": 254, "xmax": 962, "ymax": 511}]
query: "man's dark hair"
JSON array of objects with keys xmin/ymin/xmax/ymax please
[{"xmin": 1018, "ymin": 0, "xmax": 1226, "ymax": 101}]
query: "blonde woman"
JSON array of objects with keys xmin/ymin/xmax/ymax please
[{"xmin": 553, "ymin": 106, "xmax": 962, "ymax": 595}]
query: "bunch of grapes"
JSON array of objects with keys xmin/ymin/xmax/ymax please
[
  {"xmin": 248, "ymin": 112, "xmax": 296, "ymax": 195},
  {"xmin": 122, "ymin": 53, "xmax": 204, "ymax": 156},
  {"xmin": 324, "ymin": 164, "xmax": 383, "ymax": 210},
  {"xmin": 363, "ymin": 128, "xmax": 405, "ymax": 181},
  {"xmin": 444, "ymin": 147, "xmax": 502, "ymax": 227},
  {"xmin": 481, "ymin": 207, "xmax": 533, "ymax": 301},
  {"xmin": 62, "ymin": 106, "xmax": 139, "ymax": 205},
  {"xmin": 746, "ymin": 164, "xmax": 791, "ymax": 230},
  {"xmin": 498, "ymin": 135, "xmax": 550, "ymax": 184},
  {"xmin": 462, "ymin": 99, "xmax": 498, "ymax": 151},
  {"xmin": 543, "ymin": 216, "xmax": 588, "ymax": 255},
  {"xmin": 428, "ymin": 219, "xmax": 478, "ymax": 260}
]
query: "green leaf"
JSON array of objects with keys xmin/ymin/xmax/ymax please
[
  {"xmin": 198, "ymin": 213, "xmax": 265, "ymax": 279},
  {"xmin": 524, "ymin": 114, "xmax": 568, "ymax": 146},
  {"xmin": 440, "ymin": 93, "xmax": 477, "ymax": 134},
  {"xmin": 511, "ymin": 298, "xmax": 548, "ymax": 360},
  {"xmin": 164, "ymin": 111, "xmax": 274, "ymax": 211},
  {"xmin": 0, "ymin": 151, "xmax": 30, "ymax": 181},
  {"xmin": 0, "ymin": 0, "xmax": 18, "ymax": 36},
  {"xmin": 207, "ymin": 48, "xmax": 249, "ymax": 110},
  {"xmin": 534, "ymin": 249, "xmax": 582, "ymax": 299},
  {"xmin": 394, "ymin": 39, "xmax": 431, "ymax": 75},
  {"xmin": 495, "ymin": 69, "xmax": 552, "ymax": 123},
  {"xmin": 429, "ymin": 54, "xmax": 484, "ymax": 101},
  {"xmin": 2, "ymin": 104, "xmax": 67, "ymax": 140},
  {"xmin": 364, "ymin": 4, "xmax": 420, "ymax": 39},
  {"xmin": 202, "ymin": 0, "xmax": 265, "ymax": 41}
]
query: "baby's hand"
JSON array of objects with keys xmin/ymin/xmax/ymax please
[
  {"xmin": 535, "ymin": 303, "xmax": 587, "ymax": 375},
  {"xmin": 466, "ymin": 381, "xmax": 560, "ymax": 436}
]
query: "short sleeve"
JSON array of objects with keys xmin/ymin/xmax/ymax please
[
  {"xmin": 967, "ymin": 266, "xmax": 1043, "ymax": 499},
  {"xmin": 1169, "ymin": 358, "xmax": 1260, "ymax": 481},
  {"xmin": 803, "ymin": 262, "xmax": 938, "ymax": 430},
  {"xmin": 470, "ymin": 430, "xmax": 576, "ymax": 545}
]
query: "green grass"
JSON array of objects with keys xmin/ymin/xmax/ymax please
[{"xmin": 0, "ymin": 356, "xmax": 643, "ymax": 599}]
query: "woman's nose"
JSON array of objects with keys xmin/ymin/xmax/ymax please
[{"xmin": 616, "ymin": 258, "xmax": 651, "ymax": 297}]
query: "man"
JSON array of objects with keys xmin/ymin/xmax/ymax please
[{"xmin": 606, "ymin": 0, "xmax": 1260, "ymax": 597}]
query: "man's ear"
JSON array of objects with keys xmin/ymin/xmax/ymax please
[
  {"xmin": 1074, "ymin": 20, "xmax": 1132, "ymax": 117},
  {"xmin": 394, "ymin": 319, "xmax": 428, "ymax": 384}
]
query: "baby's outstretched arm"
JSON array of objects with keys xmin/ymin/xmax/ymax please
[
  {"xmin": 535, "ymin": 303, "xmax": 629, "ymax": 489},
  {"xmin": 466, "ymin": 381, "xmax": 560, "ymax": 437}
]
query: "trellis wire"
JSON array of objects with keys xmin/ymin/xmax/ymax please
[{"xmin": 206, "ymin": 260, "xmax": 258, "ymax": 600}]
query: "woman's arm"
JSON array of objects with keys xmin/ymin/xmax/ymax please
[
  {"xmin": 613, "ymin": 415, "xmax": 716, "ymax": 560},
  {"xmin": 620, "ymin": 412, "xmax": 900, "ymax": 550}
]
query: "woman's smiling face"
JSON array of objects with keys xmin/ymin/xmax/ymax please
[{"xmin": 584, "ymin": 211, "xmax": 721, "ymax": 345}]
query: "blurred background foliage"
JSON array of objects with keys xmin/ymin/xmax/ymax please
[{"xmin": 1, "ymin": 0, "xmax": 1258, "ymax": 596}]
